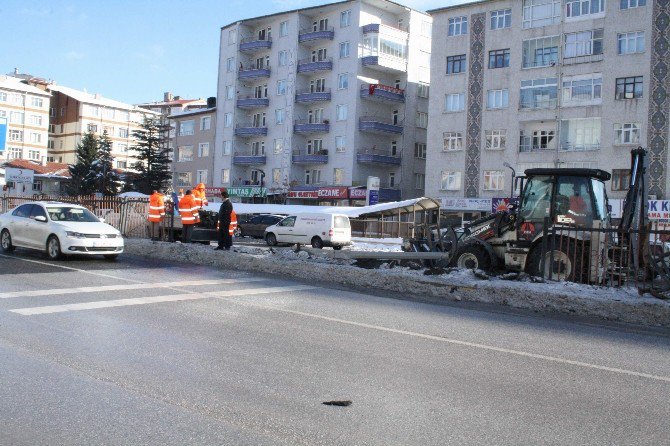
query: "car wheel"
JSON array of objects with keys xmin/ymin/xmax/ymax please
[
  {"xmin": 1, "ymin": 230, "xmax": 15, "ymax": 252},
  {"xmin": 103, "ymin": 254, "xmax": 119, "ymax": 261},
  {"xmin": 333, "ymin": 245, "xmax": 343, "ymax": 250},
  {"xmin": 266, "ymin": 233, "xmax": 277, "ymax": 246},
  {"xmin": 311, "ymin": 237, "xmax": 324, "ymax": 249},
  {"xmin": 47, "ymin": 235, "xmax": 63, "ymax": 260}
]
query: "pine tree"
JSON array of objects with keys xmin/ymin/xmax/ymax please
[
  {"xmin": 131, "ymin": 117, "xmax": 172, "ymax": 194},
  {"xmin": 67, "ymin": 131, "xmax": 99, "ymax": 196},
  {"xmin": 93, "ymin": 131, "xmax": 121, "ymax": 195}
]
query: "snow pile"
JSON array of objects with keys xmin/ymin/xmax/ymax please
[{"xmin": 124, "ymin": 239, "xmax": 670, "ymax": 329}]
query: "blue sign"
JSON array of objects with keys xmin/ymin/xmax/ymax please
[
  {"xmin": 368, "ymin": 189, "xmax": 379, "ymax": 205},
  {"xmin": 0, "ymin": 117, "xmax": 7, "ymax": 153}
]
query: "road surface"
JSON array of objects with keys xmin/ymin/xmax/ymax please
[{"xmin": 1, "ymin": 249, "xmax": 669, "ymax": 445}]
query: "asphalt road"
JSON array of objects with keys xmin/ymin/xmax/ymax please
[{"xmin": 1, "ymin": 248, "xmax": 669, "ymax": 445}]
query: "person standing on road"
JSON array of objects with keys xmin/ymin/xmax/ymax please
[
  {"xmin": 147, "ymin": 190, "xmax": 165, "ymax": 241},
  {"xmin": 179, "ymin": 190, "xmax": 197, "ymax": 243},
  {"xmin": 215, "ymin": 189, "xmax": 233, "ymax": 250}
]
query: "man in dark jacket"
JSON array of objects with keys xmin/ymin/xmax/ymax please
[{"xmin": 215, "ymin": 189, "xmax": 233, "ymax": 250}]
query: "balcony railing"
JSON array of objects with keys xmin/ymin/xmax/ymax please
[
  {"xmin": 519, "ymin": 98, "xmax": 558, "ymax": 110},
  {"xmin": 293, "ymin": 119, "xmax": 330, "ymax": 134},
  {"xmin": 298, "ymin": 26, "xmax": 334, "ymax": 43},
  {"xmin": 239, "ymin": 37, "xmax": 272, "ymax": 53},
  {"xmin": 560, "ymin": 142, "xmax": 601, "ymax": 151},
  {"xmin": 361, "ymin": 23, "xmax": 408, "ymax": 34},
  {"xmin": 356, "ymin": 147, "xmax": 402, "ymax": 165},
  {"xmin": 361, "ymin": 54, "xmax": 407, "ymax": 73},
  {"xmin": 236, "ymin": 97, "xmax": 270, "ymax": 108},
  {"xmin": 297, "ymin": 57, "xmax": 333, "ymax": 73},
  {"xmin": 359, "ymin": 117, "xmax": 403, "ymax": 134},
  {"xmin": 562, "ymin": 53, "xmax": 604, "ymax": 65},
  {"xmin": 232, "ymin": 151, "xmax": 267, "ymax": 165},
  {"xmin": 522, "ymin": 57, "xmax": 559, "ymax": 69},
  {"xmin": 291, "ymin": 149, "xmax": 329, "ymax": 164},
  {"xmin": 295, "ymin": 88, "xmax": 332, "ymax": 103},
  {"xmin": 238, "ymin": 67, "xmax": 271, "ymax": 80},
  {"xmin": 360, "ymin": 84, "xmax": 405, "ymax": 103},
  {"xmin": 234, "ymin": 124, "xmax": 268, "ymax": 137}
]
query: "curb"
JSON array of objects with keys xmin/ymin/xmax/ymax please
[{"xmin": 124, "ymin": 239, "xmax": 670, "ymax": 329}]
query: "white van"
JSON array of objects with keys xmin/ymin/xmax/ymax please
[{"xmin": 264, "ymin": 213, "xmax": 352, "ymax": 249}]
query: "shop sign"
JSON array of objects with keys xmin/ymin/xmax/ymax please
[
  {"xmin": 318, "ymin": 186, "xmax": 348, "ymax": 199},
  {"xmin": 442, "ymin": 197, "xmax": 491, "ymax": 212},
  {"xmin": 288, "ymin": 190, "xmax": 318, "ymax": 199},
  {"xmin": 228, "ymin": 186, "xmax": 266, "ymax": 198},
  {"xmin": 349, "ymin": 188, "xmax": 366, "ymax": 199}
]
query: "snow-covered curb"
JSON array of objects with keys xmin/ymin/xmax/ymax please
[{"xmin": 125, "ymin": 239, "xmax": 670, "ymax": 329}]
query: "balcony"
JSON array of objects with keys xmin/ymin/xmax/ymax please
[
  {"xmin": 295, "ymin": 88, "xmax": 331, "ymax": 104},
  {"xmin": 519, "ymin": 98, "xmax": 558, "ymax": 110},
  {"xmin": 236, "ymin": 97, "xmax": 269, "ymax": 109},
  {"xmin": 356, "ymin": 148, "xmax": 401, "ymax": 166},
  {"xmin": 239, "ymin": 37, "xmax": 272, "ymax": 53},
  {"xmin": 361, "ymin": 22, "xmax": 408, "ymax": 35},
  {"xmin": 361, "ymin": 54, "xmax": 407, "ymax": 73},
  {"xmin": 298, "ymin": 27, "xmax": 334, "ymax": 44},
  {"xmin": 360, "ymin": 84, "xmax": 405, "ymax": 103},
  {"xmin": 359, "ymin": 117, "xmax": 403, "ymax": 135},
  {"xmin": 559, "ymin": 142, "xmax": 601, "ymax": 152},
  {"xmin": 234, "ymin": 124, "xmax": 268, "ymax": 137},
  {"xmin": 232, "ymin": 151, "xmax": 267, "ymax": 165},
  {"xmin": 292, "ymin": 149, "xmax": 329, "ymax": 164},
  {"xmin": 238, "ymin": 67, "xmax": 271, "ymax": 80},
  {"xmin": 293, "ymin": 119, "xmax": 330, "ymax": 134},
  {"xmin": 297, "ymin": 57, "xmax": 333, "ymax": 74}
]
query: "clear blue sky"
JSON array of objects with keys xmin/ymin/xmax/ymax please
[{"xmin": 2, "ymin": 0, "xmax": 465, "ymax": 105}]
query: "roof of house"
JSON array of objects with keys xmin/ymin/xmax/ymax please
[
  {"xmin": 427, "ymin": 0, "xmax": 491, "ymax": 14},
  {"xmin": 167, "ymin": 107, "xmax": 216, "ymax": 119},
  {"xmin": 3, "ymin": 159, "xmax": 71, "ymax": 179},
  {"xmin": 47, "ymin": 84, "xmax": 159, "ymax": 114},
  {"xmin": 0, "ymin": 75, "xmax": 51, "ymax": 96}
]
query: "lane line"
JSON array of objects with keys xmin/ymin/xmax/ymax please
[
  {"xmin": 232, "ymin": 302, "xmax": 670, "ymax": 384},
  {"xmin": 9, "ymin": 285, "xmax": 316, "ymax": 315},
  {"xmin": 0, "ymin": 278, "xmax": 267, "ymax": 299}
]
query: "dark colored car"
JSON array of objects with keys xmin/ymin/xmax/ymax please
[{"xmin": 240, "ymin": 214, "xmax": 285, "ymax": 238}]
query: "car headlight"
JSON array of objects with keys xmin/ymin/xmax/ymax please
[{"xmin": 66, "ymin": 231, "xmax": 87, "ymax": 239}]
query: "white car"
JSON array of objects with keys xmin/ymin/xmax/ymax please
[{"xmin": 0, "ymin": 201, "xmax": 124, "ymax": 260}]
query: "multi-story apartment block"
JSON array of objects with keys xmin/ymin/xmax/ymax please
[
  {"xmin": 426, "ymin": 0, "xmax": 669, "ymax": 212},
  {"xmin": 169, "ymin": 106, "xmax": 216, "ymax": 191},
  {"xmin": 215, "ymin": 0, "xmax": 432, "ymax": 203},
  {"xmin": 0, "ymin": 76, "xmax": 51, "ymax": 163},
  {"xmin": 45, "ymin": 84, "xmax": 159, "ymax": 170}
]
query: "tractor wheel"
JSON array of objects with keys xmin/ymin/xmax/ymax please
[
  {"xmin": 527, "ymin": 238, "xmax": 585, "ymax": 282},
  {"xmin": 452, "ymin": 244, "xmax": 492, "ymax": 271}
]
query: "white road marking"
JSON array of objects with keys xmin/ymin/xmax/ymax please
[
  {"xmin": 0, "ymin": 278, "xmax": 266, "ymax": 299},
  {"xmin": 233, "ymin": 302, "xmax": 670, "ymax": 384},
  {"xmin": 9, "ymin": 285, "xmax": 316, "ymax": 315}
]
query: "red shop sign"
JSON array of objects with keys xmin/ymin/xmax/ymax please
[
  {"xmin": 318, "ymin": 187, "xmax": 348, "ymax": 199},
  {"xmin": 288, "ymin": 190, "xmax": 318, "ymax": 199}
]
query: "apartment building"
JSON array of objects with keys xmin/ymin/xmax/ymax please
[
  {"xmin": 45, "ymin": 84, "xmax": 159, "ymax": 170},
  {"xmin": 137, "ymin": 92, "xmax": 208, "ymax": 122},
  {"xmin": 170, "ymin": 107, "xmax": 216, "ymax": 191},
  {"xmin": 215, "ymin": 0, "xmax": 432, "ymax": 204},
  {"xmin": 0, "ymin": 76, "xmax": 51, "ymax": 163},
  {"xmin": 426, "ymin": 0, "xmax": 668, "ymax": 211}
]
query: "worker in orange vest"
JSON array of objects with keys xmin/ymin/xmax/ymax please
[
  {"xmin": 178, "ymin": 190, "xmax": 198, "ymax": 243},
  {"xmin": 229, "ymin": 210, "xmax": 238, "ymax": 239},
  {"xmin": 193, "ymin": 183, "xmax": 208, "ymax": 209},
  {"xmin": 147, "ymin": 190, "xmax": 165, "ymax": 241},
  {"xmin": 215, "ymin": 189, "xmax": 234, "ymax": 250}
]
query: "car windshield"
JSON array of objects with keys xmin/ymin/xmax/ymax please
[{"xmin": 46, "ymin": 206, "xmax": 99, "ymax": 222}]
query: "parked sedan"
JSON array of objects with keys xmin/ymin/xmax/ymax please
[
  {"xmin": 240, "ymin": 214, "xmax": 285, "ymax": 238},
  {"xmin": 0, "ymin": 201, "xmax": 124, "ymax": 260}
]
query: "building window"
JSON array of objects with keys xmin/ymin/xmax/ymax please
[
  {"xmin": 117, "ymin": 143, "xmax": 128, "ymax": 153},
  {"xmin": 414, "ymin": 143, "xmax": 427, "ymax": 159},
  {"xmin": 9, "ymin": 130, "xmax": 23, "ymax": 142},
  {"xmin": 280, "ymin": 21, "xmax": 288, "ymax": 36},
  {"xmin": 487, "ymin": 89, "xmax": 509, "ymax": 109},
  {"xmin": 29, "ymin": 114, "xmax": 43, "ymax": 126},
  {"xmin": 221, "ymin": 169, "xmax": 230, "ymax": 184},
  {"xmin": 251, "ymin": 141, "xmax": 265, "ymax": 156},
  {"xmin": 522, "ymin": 0, "xmax": 560, "ymax": 28},
  {"xmin": 48, "ymin": 124, "xmax": 55, "ymax": 133},
  {"xmin": 200, "ymin": 116, "xmax": 211, "ymax": 131},
  {"xmin": 224, "ymin": 85, "xmax": 233, "ymax": 100},
  {"xmin": 448, "ymin": 16, "xmax": 468, "ymax": 36},
  {"xmin": 197, "ymin": 170, "xmax": 208, "ymax": 184},
  {"xmin": 566, "ymin": 0, "xmax": 605, "ymax": 18},
  {"xmin": 388, "ymin": 172, "xmax": 396, "ymax": 188},
  {"xmin": 87, "ymin": 123, "xmax": 98, "ymax": 133},
  {"xmin": 334, "ymin": 168, "xmax": 344, "ymax": 185},
  {"xmin": 412, "ymin": 111, "xmax": 426, "ymax": 128},
  {"xmin": 418, "ymin": 83, "xmax": 429, "ymax": 98},
  {"xmin": 304, "ymin": 169, "xmax": 322, "ymax": 185},
  {"xmin": 60, "ymin": 107, "xmax": 66, "ymax": 117},
  {"xmin": 560, "ymin": 118, "xmax": 601, "ymax": 151},
  {"xmin": 414, "ymin": 173, "xmax": 425, "ymax": 190},
  {"xmin": 118, "ymin": 127, "xmax": 129, "ymax": 138},
  {"xmin": 339, "ymin": 41, "xmax": 350, "ymax": 58},
  {"xmin": 490, "ymin": 8, "xmax": 511, "ymax": 29},
  {"xmin": 336, "ymin": 104, "xmax": 347, "ymax": 121},
  {"xmin": 564, "ymin": 29, "xmax": 603, "ymax": 58},
  {"xmin": 612, "ymin": 169, "xmax": 631, "ymax": 191},
  {"xmin": 561, "ymin": 74, "xmax": 602, "ymax": 105},
  {"xmin": 177, "ymin": 172, "xmax": 192, "ymax": 187},
  {"xmin": 446, "ymin": 54, "xmax": 466, "ymax": 74},
  {"xmin": 224, "ymin": 113, "xmax": 232, "ymax": 127},
  {"xmin": 522, "ymin": 36, "xmax": 559, "ymax": 68},
  {"xmin": 485, "ymin": 129, "xmax": 506, "ymax": 150},
  {"xmin": 8, "ymin": 147, "xmax": 23, "ymax": 159},
  {"xmin": 484, "ymin": 171, "xmax": 504, "ymax": 191},
  {"xmin": 275, "ymin": 108, "xmax": 284, "ymax": 125},
  {"xmin": 178, "ymin": 146, "xmax": 194, "ymax": 162},
  {"xmin": 272, "ymin": 168, "xmax": 281, "ymax": 184},
  {"xmin": 179, "ymin": 120, "xmax": 194, "ymax": 136},
  {"xmin": 441, "ymin": 171, "xmax": 462, "ymax": 190},
  {"xmin": 30, "ymin": 97, "xmax": 44, "ymax": 108},
  {"xmin": 227, "ymin": 57, "xmax": 235, "ymax": 72},
  {"xmin": 340, "ymin": 10, "xmax": 351, "ymax": 27},
  {"xmin": 614, "ymin": 123, "xmax": 641, "ymax": 145},
  {"xmin": 278, "ymin": 50, "xmax": 287, "ymax": 66},
  {"xmin": 615, "ymin": 76, "xmax": 643, "ymax": 99},
  {"xmin": 488, "ymin": 49, "xmax": 510, "ymax": 68},
  {"xmin": 445, "ymin": 93, "xmax": 465, "ymax": 112},
  {"xmin": 198, "ymin": 143, "xmax": 209, "ymax": 157},
  {"xmin": 620, "ymin": 0, "xmax": 646, "ymax": 8},
  {"xmin": 443, "ymin": 132, "xmax": 463, "ymax": 151},
  {"xmin": 117, "ymin": 161, "xmax": 127, "ymax": 169},
  {"xmin": 9, "ymin": 93, "xmax": 24, "ymax": 106},
  {"xmin": 32, "ymin": 180, "xmax": 43, "ymax": 192},
  {"xmin": 27, "ymin": 149, "xmax": 40, "ymax": 160},
  {"xmin": 30, "ymin": 132, "xmax": 42, "ymax": 144},
  {"xmin": 421, "ymin": 20, "xmax": 432, "ymax": 37},
  {"xmin": 618, "ymin": 31, "xmax": 645, "ymax": 54},
  {"xmin": 519, "ymin": 129, "xmax": 556, "ymax": 152},
  {"xmin": 222, "ymin": 141, "xmax": 232, "ymax": 155},
  {"xmin": 520, "ymin": 78, "xmax": 558, "ymax": 109},
  {"xmin": 229, "ymin": 29, "xmax": 237, "ymax": 44},
  {"xmin": 277, "ymin": 79, "xmax": 287, "ymax": 95},
  {"xmin": 337, "ymin": 73, "xmax": 348, "ymax": 90},
  {"xmin": 10, "ymin": 111, "xmax": 24, "ymax": 124},
  {"xmin": 0, "ymin": 92, "xmax": 6, "ymax": 101},
  {"xmin": 273, "ymin": 138, "xmax": 283, "ymax": 154},
  {"xmin": 335, "ymin": 136, "xmax": 346, "ymax": 153}
]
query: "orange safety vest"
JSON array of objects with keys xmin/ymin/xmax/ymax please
[
  {"xmin": 148, "ymin": 193, "xmax": 165, "ymax": 223},
  {"xmin": 178, "ymin": 195, "xmax": 198, "ymax": 225},
  {"xmin": 229, "ymin": 210, "xmax": 238, "ymax": 236},
  {"xmin": 193, "ymin": 183, "xmax": 208, "ymax": 209}
]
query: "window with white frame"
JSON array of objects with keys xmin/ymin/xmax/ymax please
[
  {"xmin": 522, "ymin": 0, "xmax": 560, "ymax": 28},
  {"xmin": 27, "ymin": 150, "xmax": 40, "ymax": 160},
  {"xmin": 225, "ymin": 85, "xmax": 234, "ymax": 100},
  {"xmin": 418, "ymin": 83, "xmax": 429, "ymax": 98},
  {"xmin": 272, "ymin": 168, "xmax": 281, "ymax": 184},
  {"xmin": 336, "ymin": 104, "xmax": 347, "ymax": 121},
  {"xmin": 274, "ymin": 138, "xmax": 284, "ymax": 154},
  {"xmin": 227, "ymin": 57, "xmax": 235, "ymax": 72},
  {"xmin": 200, "ymin": 116, "xmax": 211, "ymax": 131},
  {"xmin": 485, "ymin": 129, "xmax": 506, "ymax": 149},
  {"xmin": 559, "ymin": 118, "xmax": 602, "ymax": 151},
  {"xmin": 388, "ymin": 172, "xmax": 396, "ymax": 188},
  {"xmin": 117, "ymin": 143, "xmax": 128, "ymax": 153},
  {"xmin": 253, "ymin": 84, "xmax": 268, "ymax": 98},
  {"xmin": 221, "ymin": 169, "xmax": 230, "ymax": 184},
  {"xmin": 30, "ymin": 97, "xmax": 44, "ymax": 108},
  {"xmin": 8, "ymin": 147, "xmax": 22, "ymax": 159},
  {"xmin": 566, "ymin": 0, "xmax": 605, "ymax": 18},
  {"xmin": 445, "ymin": 93, "xmax": 465, "ymax": 112},
  {"xmin": 414, "ymin": 173, "xmax": 425, "ymax": 190},
  {"xmin": 275, "ymin": 108, "xmax": 284, "ymax": 124},
  {"xmin": 618, "ymin": 31, "xmax": 645, "ymax": 54},
  {"xmin": 335, "ymin": 136, "xmax": 346, "ymax": 152},
  {"xmin": 339, "ymin": 41, "xmax": 350, "ymax": 58},
  {"xmin": 483, "ymin": 170, "xmax": 504, "ymax": 191},
  {"xmin": 9, "ymin": 93, "xmax": 24, "ymax": 106},
  {"xmin": 116, "ymin": 160, "xmax": 127, "ymax": 169},
  {"xmin": 441, "ymin": 171, "xmax": 462, "ymax": 190},
  {"xmin": 421, "ymin": 21, "xmax": 432, "ymax": 37},
  {"xmin": 307, "ymin": 109, "xmax": 323, "ymax": 124},
  {"xmin": 178, "ymin": 146, "xmax": 194, "ymax": 161},
  {"xmin": 520, "ymin": 78, "xmax": 557, "ymax": 109},
  {"xmin": 29, "ymin": 132, "xmax": 42, "ymax": 144},
  {"xmin": 198, "ymin": 143, "xmax": 210, "ymax": 157},
  {"xmin": 32, "ymin": 180, "xmax": 42, "ymax": 191},
  {"xmin": 278, "ymin": 50, "xmax": 287, "ymax": 66},
  {"xmin": 87, "ymin": 123, "xmax": 98, "ymax": 133},
  {"xmin": 118, "ymin": 127, "xmax": 129, "ymax": 138},
  {"xmin": 177, "ymin": 172, "xmax": 192, "ymax": 187},
  {"xmin": 229, "ymin": 29, "xmax": 237, "ymax": 44},
  {"xmin": 306, "ymin": 139, "xmax": 323, "ymax": 154},
  {"xmin": 251, "ymin": 140, "xmax": 265, "ymax": 156},
  {"xmin": 443, "ymin": 132, "xmax": 463, "ymax": 151},
  {"xmin": 197, "ymin": 170, "xmax": 208, "ymax": 184},
  {"xmin": 522, "ymin": 36, "xmax": 560, "ymax": 68},
  {"xmin": 48, "ymin": 124, "xmax": 54, "ymax": 133},
  {"xmin": 0, "ymin": 92, "xmax": 7, "ymax": 101},
  {"xmin": 487, "ymin": 89, "xmax": 509, "ymax": 109},
  {"xmin": 224, "ymin": 113, "xmax": 232, "ymax": 127},
  {"xmin": 9, "ymin": 130, "xmax": 23, "ymax": 141},
  {"xmin": 519, "ymin": 128, "xmax": 556, "ymax": 152},
  {"xmin": 305, "ymin": 169, "xmax": 322, "ymax": 185},
  {"xmin": 416, "ymin": 112, "xmax": 428, "ymax": 128},
  {"xmin": 612, "ymin": 169, "xmax": 631, "ymax": 191},
  {"xmin": 614, "ymin": 123, "xmax": 641, "ymax": 144},
  {"xmin": 340, "ymin": 10, "xmax": 351, "ymax": 27},
  {"xmin": 223, "ymin": 140, "xmax": 232, "ymax": 155},
  {"xmin": 562, "ymin": 73, "xmax": 602, "ymax": 105},
  {"xmin": 29, "ymin": 114, "xmax": 42, "ymax": 126},
  {"xmin": 620, "ymin": 0, "xmax": 646, "ymax": 9},
  {"xmin": 337, "ymin": 73, "xmax": 348, "ymax": 90},
  {"xmin": 490, "ymin": 8, "xmax": 512, "ymax": 29},
  {"xmin": 414, "ymin": 142, "xmax": 427, "ymax": 159},
  {"xmin": 277, "ymin": 79, "xmax": 287, "ymax": 95},
  {"xmin": 10, "ymin": 111, "xmax": 24, "ymax": 124},
  {"xmin": 564, "ymin": 29, "xmax": 603, "ymax": 58},
  {"xmin": 448, "ymin": 16, "xmax": 468, "ymax": 36},
  {"xmin": 280, "ymin": 21, "xmax": 288, "ymax": 36},
  {"xmin": 333, "ymin": 168, "xmax": 344, "ymax": 185}
]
